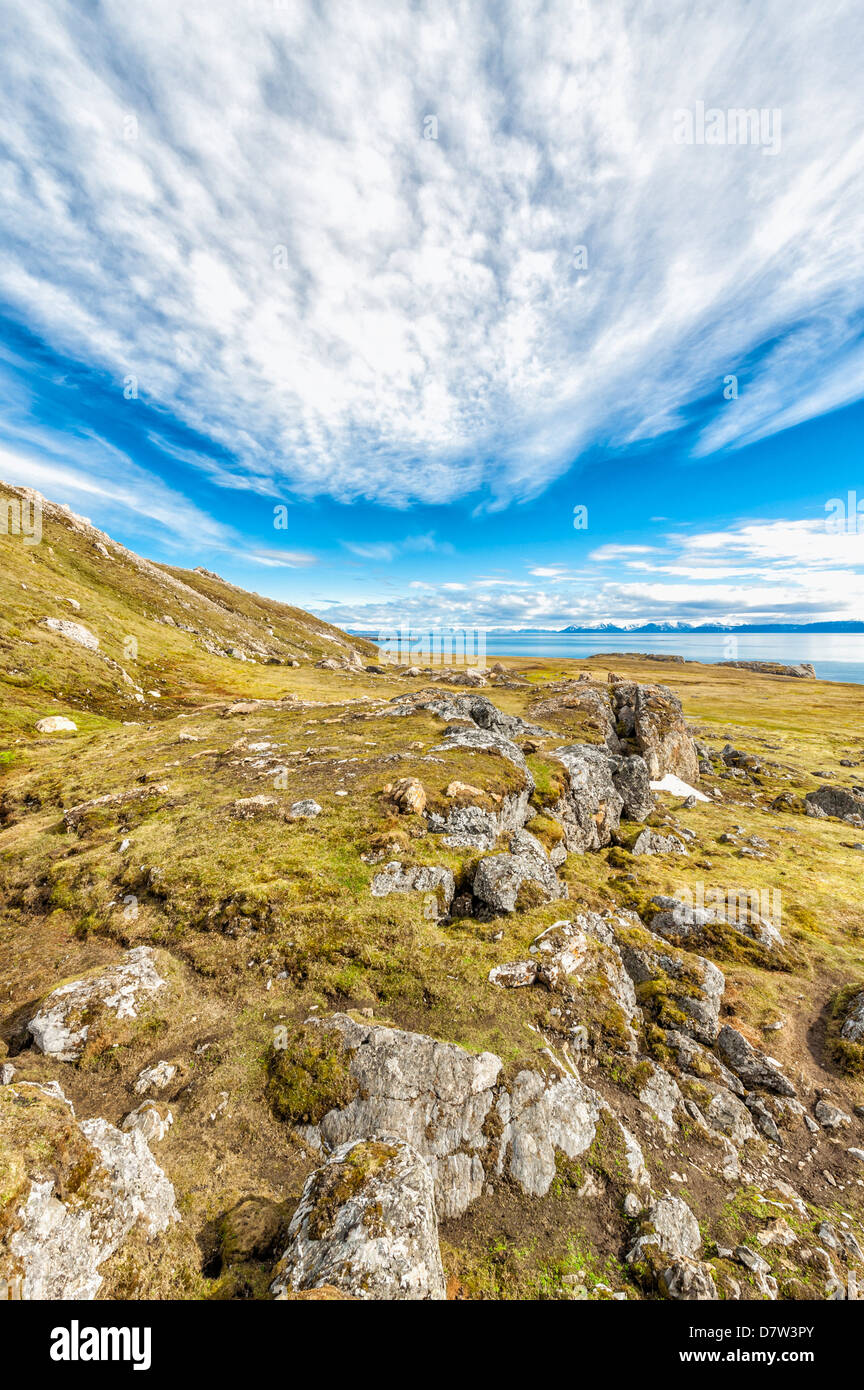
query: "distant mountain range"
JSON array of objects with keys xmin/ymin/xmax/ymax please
[
  {"xmin": 346, "ymin": 620, "xmax": 864, "ymax": 636},
  {"xmin": 554, "ymin": 621, "xmax": 864, "ymax": 634}
]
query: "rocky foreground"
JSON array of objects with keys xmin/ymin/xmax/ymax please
[{"xmin": 1, "ymin": 487, "xmax": 864, "ymax": 1302}]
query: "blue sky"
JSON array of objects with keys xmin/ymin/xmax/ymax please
[{"xmin": 1, "ymin": 0, "xmax": 863, "ymax": 630}]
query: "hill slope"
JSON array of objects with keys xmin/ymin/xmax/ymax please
[{"xmin": 0, "ymin": 480, "xmax": 376, "ymax": 736}]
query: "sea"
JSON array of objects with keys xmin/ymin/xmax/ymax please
[{"xmin": 349, "ymin": 630, "xmax": 864, "ymax": 686}]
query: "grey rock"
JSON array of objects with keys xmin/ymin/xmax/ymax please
[
  {"xmin": 659, "ymin": 1258, "xmax": 719, "ymax": 1301},
  {"xmin": 735, "ymin": 1244, "xmax": 771, "ymax": 1275},
  {"xmin": 547, "ymin": 744, "xmax": 624, "ymax": 853},
  {"xmin": 814, "ymin": 1099, "xmax": 851, "ymax": 1130},
  {"xmin": 27, "ymin": 947, "xmax": 168, "ymax": 1063},
  {"xmin": 134, "ymin": 1060, "xmax": 178, "ymax": 1095},
  {"xmin": 717, "ymin": 1026, "xmax": 796, "ymax": 1096},
  {"xmin": 370, "ymin": 861, "xmax": 455, "ymax": 918},
  {"xmin": 840, "ymin": 991, "xmax": 864, "ymax": 1044},
  {"xmin": 39, "ymin": 617, "xmax": 99, "ymax": 651},
  {"xmin": 300, "ymin": 1014, "xmax": 607, "ymax": 1217},
  {"xmin": 805, "ymin": 784, "xmax": 864, "ymax": 824},
  {"xmin": 631, "ymin": 829, "xmax": 689, "ymax": 857},
  {"xmin": 629, "ymin": 1195, "xmax": 702, "ymax": 1264},
  {"xmin": 610, "ymin": 754, "xmax": 654, "ymax": 821},
  {"xmin": 270, "ymin": 1138, "xmax": 446, "ymax": 1301},
  {"xmin": 1, "ymin": 1082, "xmax": 177, "ymax": 1300},
  {"xmin": 472, "ymin": 849, "xmax": 566, "ymax": 914},
  {"xmin": 289, "ymin": 798, "xmax": 322, "ymax": 818}
]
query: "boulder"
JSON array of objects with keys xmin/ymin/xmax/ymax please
[
  {"xmin": 631, "ymin": 829, "xmax": 689, "ymax": 857},
  {"xmin": 369, "ymin": 862, "xmax": 455, "ymax": 918},
  {"xmin": 610, "ymin": 754, "xmax": 654, "ymax": 821},
  {"xmin": 39, "ymin": 617, "xmax": 99, "ymax": 651},
  {"xmin": 0, "ymin": 1082, "xmax": 177, "ymax": 1300},
  {"xmin": 610, "ymin": 682, "xmax": 699, "ymax": 783},
  {"xmin": 805, "ymin": 785, "xmax": 864, "ymax": 824},
  {"xmin": 298, "ymin": 1014, "xmax": 607, "ymax": 1217},
  {"xmin": 270, "ymin": 1138, "xmax": 445, "ymax": 1301},
  {"xmin": 840, "ymin": 990, "xmax": 864, "ymax": 1043},
  {"xmin": 27, "ymin": 947, "xmax": 169, "ymax": 1063},
  {"xmin": 472, "ymin": 848, "xmax": 567, "ymax": 914},
  {"xmin": 288, "ymin": 799, "xmax": 322, "ymax": 818},
  {"xmin": 547, "ymin": 744, "xmax": 624, "ymax": 852},
  {"xmin": 387, "ymin": 777, "xmax": 427, "ymax": 815},
  {"xmin": 35, "ymin": 716, "xmax": 77, "ymax": 734},
  {"xmin": 628, "ymin": 1194, "xmax": 702, "ymax": 1264},
  {"xmin": 716, "ymin": 1026, "xmax": 796, "ymax": 1096},
  {"xmin": 659, "ymin": 1258, "xmax": 719, "ymax": 1301}
]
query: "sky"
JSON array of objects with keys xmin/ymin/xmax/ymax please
[{"xmin": 1, "ymin": 0, "xmax": 863, "ymax": 631}]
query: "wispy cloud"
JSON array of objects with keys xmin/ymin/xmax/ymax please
[{"xmin": 1, "ymin": 0, "xmax": 863, "ymax": 509}]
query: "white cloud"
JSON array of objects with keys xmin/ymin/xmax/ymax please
[{"xmin": 1, "ymin": 0, "xmax": 863, "ymax": 507}]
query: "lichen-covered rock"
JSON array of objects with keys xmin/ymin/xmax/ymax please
[
  {"xmin": 39, "ymin": 617, "xmax": 99, "ymax": 651},
  {"xmin": 662, "ymin": 1030, "xmax": 745, "ymax": 1096},
  {"xmin": 27, "ymin": 947, "xmax": 169, "ymax": 1063},
  {"xmin": 717, "ymin": 1026, "xmax": 796, "ymax": 1096},
  {"xmin": 610, "ymin": 682, "xmax": 699, "ymax": 783},
  {"xmin": 270, "ymin": 1138, "xmax": 446, "ymax": 1301},
  {"xmin": 495, "ymin": 1069, "xmax": 603, "ymax": 1197},
  {"xmin": 638, "ymin": 1063, "xmax": 685, "ymax": 1135},
  {"xmin": 610, "ymin": 754, "xmax": 654, "ymax": 821},
  {"xmin": 369, "ymin": 861, "xmax": 455, "ymax": 918},
  {"xmin": 63, "ymin": 784, "xmax": 170, "ymax": 834},
  {"xmin": 659, "ymin": 1258, "xmax": 718, "ymax": 1301},
  {"xmin": 611, "ymin": 918, "xmax": 725, "ymax": 1045},
  {"xmin": 648, "ymin": 893, "xmax": 785, "ymax": 952},
  {"xmin": 840, "ymin": 990, "xmax": 864, "ymax": 1043},
  {"xmin": 299, "ymin": 1014, "xmax": 607, "ymax": 1217},
  {"xmin": 301, "ymin": 1015, "xmax": 501, "ymax": 1219},
  {"xmin": 472, "ymin": 848, "xmax": 566, "ymax": 914},
  {"xmin": 631, "ymin": 829, "xmax": 689, "ymax": 857},
  {"xmin": 120, "ymin": 1101, "xmax": 173, "ymax": 1143},
  {"xmin": 387, "ymin": 777, "xmax": 427, "ymax": 815},
  {"xmin": 628, "ymin": 1194, "xmax": 702, "ymax": 1265},
  {"xmin": 35, "ymin": 715, "xmax": 78, "ymax": 734},
  {"xmin": 701, "ymin": 1085, "xmax": 759, "ymax": 1145},
  {"xmin": 289, "ymin": 798, "xmax": 322, "ymax": 818},
  {"xmin": 547, "ymin": 744, "xmax": 625, "ymax": 852},
  {"xmin": 0, "ymin": 1081, "xmax": 177, "ymax": 1300},
  {"xmin": 805, "ymin": 784, "xmax": 864, "ymax": 825}
]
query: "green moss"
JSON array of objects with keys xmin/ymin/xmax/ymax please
[{"xmin": 265, "ymin": 1023, "xmax": 356, "ymax": 1125}]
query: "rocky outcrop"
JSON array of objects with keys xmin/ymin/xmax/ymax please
[
  {"xmin": 35, "ymin": 715, "xmax": 77, "ymax": 734},
  {"xmin": 717, "ymin": 1026, "xmax": 796, "ymax": 1096},
  {"xmin": 805, "ymin": 785, "xmax": 864, "ymax": 825},
  {"xmin": 610, "ymin": 682, "xmax": 699, "ymax": 784},
  {"xmin": 38, "ymin": 617, "xmax": 99, "ymax": 651},
  {"xmin": 546, "ymin": 744, "xmax": 625, "ymax": 852},
  {"xmin": 647, "ymin": 893, "xmax": 785, "ymax": 952},
  {"xmin": 631, "ymin": 829, "xmax": 689, "ymax": 857},
  {"xmin": 63, "ymin": 785, "xmax": 171, "ymax": 834},
  {"xmin": 369, "ymin": 862, "xmax": 455, "ymax": 919},
  {"xmin": 610, "ymin": 916, "xmax": 725, "ymax": 1045},
  {"xmin": 27, "ymin": 947, "xmax": 169, "ymax": 1063},
  {"xmin": 472, "ymin": 835, "xmax": 567, "ymax": 914},
  {"xmin": 840, "ymin": 991, "xmax": 864, "ymax": 1043},
  {"xmin": 270, "ymin": 1138, "xmax": 446, "ymax": 1301},
  {"xmin": 0, "ymin": 1081, "xmax": 178, "ymax": 1300},
  {"xmin": 719, "ymin": 660, "xmax": 816, "ymax": 679},
  {"xmin": 296, "ymin": 1014, "xmax": 612, "ymax": 1219}
]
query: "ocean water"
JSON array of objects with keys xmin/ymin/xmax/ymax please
[{"xmin": 478, "ymin": 632, "xmax": 864, "ymax": 685}]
